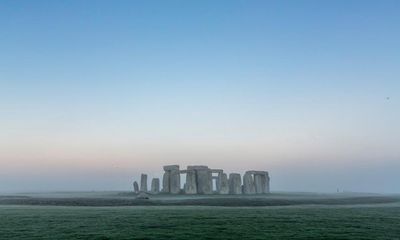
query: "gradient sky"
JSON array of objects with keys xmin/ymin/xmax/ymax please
[{"xmin": 1, "ymin": 0, "xmax": 399, "ymax": 193}]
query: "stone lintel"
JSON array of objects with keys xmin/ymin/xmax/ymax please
[
  {"xmin": 245, "ymin": 170, "xmax": 268, "ymax": 175},
  {"xmin": 163, "ymin": 165, "xmax": 180, "ymax": 171},
  {"xmin": 187, "ymin": 165, "xmax": 209, "ymax": 170}
]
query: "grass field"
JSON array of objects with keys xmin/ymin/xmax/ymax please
[
  {"xmin": 1, "ymin": 193, "xmax": 399, "ymax": 239},
  {"xmin": 1, "ymin": 204, "xmax": 400, "ymax": 239},
  {"xmin": 1, "ymin": 191, "xmax": 398, "ymax": 207}
]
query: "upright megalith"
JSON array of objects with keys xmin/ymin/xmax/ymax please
[
  {"xmin": 265, "ymin": 172, "xmax": 270, "ymax": 193},
  {"xmin": 254, "ymin": 174, "xmax": 264, "ymax": 193},
  {"xmin": 218, "ymin": 173, "xmax": 229, "ymax": 194},
  {"xmin": 133, "ymin": 181, "xmax": 139, "ymax": 193},
  {"xmin": 188, "ymin": 166, "xmax": 212, "ymax": 194},
  {"xmin": 255, "ymin": 171, "xmax": 269, "ymax": 193},
  {"xmin": 244, "ymin": 171, "xmax": 270, "ymax": 194},
  {"xmin": 243, "ymin": 172, "xmax": 256, "ymax": 194},
  {"xmin": 162, "ymin": 165, "xmax": 181, "ymax": 194},
  {"xmin": 229, "ymin": 173, "xmax": 242, "ymax": 194},
  {"xmin": 184, "ymin": 169, "xmax": 197, "ymax": 194},
  {"xmin": 151, "ymin": 178, "xmax": 160, "ymax": 193},
  {"xmin": 162, "ymin": 172, "xmax": 170, "ymax": 193},
  {"xmin": 140, "ymin": 174, "xmax": 148, "ymax": 192},
  {"xmin": 255, "ymin": 171, "xmax": 270, "ymax": 194}
]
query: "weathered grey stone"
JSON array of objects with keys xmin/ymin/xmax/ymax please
[
  {"xmin": 139, "ymin": 165, "xmax": 270, "ymax": 195},
  {"xmin": 163, "ymin": 165, "xmax": 180, "ymax": 171},
  {"xmin": 215, "ymin": 176, "xmax": 220, "ymax": 192},
  {"xmin": 197, "ymin": 168, "xmax": 212, "ymax": 194},
  {"xmin": 162, "ymin": 172, "xmax": 170, "ymax": 193},
  {"xmin": 229, "ymin": 173, "xmax": 242, "ymax": 194},
  {"xmin": 187, "ymin": 166, "xmax": 212, "ymax": 194},
  {"xmin": 151, "ymin": 178, "xmax": 160, "ymax": 193},
  {"xmin": 187, "ymin": 165, "xmax": 209, "ymax": 170},
  {"xmin": 187, "ymin": 165, "xmax": 210, "ymax": 171},
  {"xmin": 262, "ymin": 172, "xmax": 269, "ymax": 193},
  {"xmin": 133, "ymin": 181, "xmax": 139, "ymax": 193},
  {"xmin": 162, "ymin": 165, "xmax": 181, "ymax": 194},
  {"xmin": 169, "ymin": 169, "xmax": 181, "ymax": 194},
  {"xmin": 254, "ymin": 174, "xmax": 264, "ymax": 194},
  {"xmin": 184, "ymin": 170, "xmax": 197, "ymax": 194},
  {"xmin": 263, "ymin": 174, "xmax": 269, "ymax": 193},
  {"xmin": 243, "ymin": 172, "xmax": 256, "ymax": 194},
  {"xmin": 212, "ymin": 169, "xmax": 225, "ymax": 194},
  {"xmin": 218, "ymin": 173, "xmax": 229, "ymax": 194},
  {"xmin": 140, "ymin": 174, "xmax": 147, "ymax": 192},
  {"xmin": 243, "ymin": 170, "xmax": 270, "ymax": 194}
]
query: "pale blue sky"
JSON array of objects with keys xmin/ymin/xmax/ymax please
[{"xmin": 0, "ymin": 1, "xmax": 399, "ymax": 193}]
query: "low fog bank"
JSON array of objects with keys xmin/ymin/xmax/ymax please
[{"xmin": 0, "ymin": 162, "xmax": 398, "ymax": 194}]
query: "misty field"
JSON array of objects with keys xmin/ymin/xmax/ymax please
[{"xmin": 1, "ymin": 203, "xmax": 400, "ymax": 240}]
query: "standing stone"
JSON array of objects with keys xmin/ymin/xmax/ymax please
[
  {"xmin": 218, "ymin": 173, "xmax": 229, "ymax": 194},
  {"xmin": 215, "ymin": 176, "xmax": 220, "ymax": 193},
  {"xmin": 184, "ymin": 170, "xmax": 197, "ymax": 194},
  {"xmin": 229, "ymin": 173, "xmax": 242, "ymax": 194},
  {"xmin": 265, "ymin": 172, "xmax": 270, "ymax": 193},
  {"xmin": 254, "ymin": 174, "xmax": 264, "ymax": 194},
  {"xmin": 243, "ymin": 172, "xmax": 256, "ymax": 194},
  {"xmin": 140, "ymin": 174, "xmax": 148, "ymax": 192},
  {"xmin": 188, "ymin": 166, "xmax": 212, "ymax": 194},
  {"xmin": 249, "ymin": 171, "xmax": 270, "ymax": 194},
  {"xmin": 170, "ymin": 168, "xmax": 181, "ymax": 194},
  {"xmin": 163, "ymin": 165, "xmax": 181, "ymax": 194},
  {"xmin": 162, "ymin": 172, "xmax": 170, "ymax": 193},
  {"xmin": 151, "ymin": 178, "xmax": 160, "ymax": 193},
  {"xmin": 133, "ymin": 181, "xmax": 139, "ymax": 193}
]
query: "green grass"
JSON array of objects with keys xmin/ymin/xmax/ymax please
[
  {"xmin": 2, "ymin": 192, "xmax": 399, "ymax": 207},
  {"xmin": 1, "ymin": 205, "xmax": 399, "ymax": 239}
]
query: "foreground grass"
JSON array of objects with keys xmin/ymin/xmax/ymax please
[
  {"xmin": 1, "ymin": 205, "xmax": 399, "ymax": 239},
  {"xmin": 1, "ymin": 193, "xmax": 398, "ymax": 207}
]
